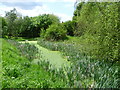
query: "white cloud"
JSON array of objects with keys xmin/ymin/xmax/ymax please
[
  {"xmin": 63, "ymin": 0, "xmax": 76, "ymax": 2},
  {"xmin": 0, "ymin": 4, "xmax": 51, "ymax": 17},
  {"xmin": 55, "ymin": 13, "xmax": 72, "ymax": 22},
  {"xmin": 0, "ymin": 3, "xmax": 13, "ymax": 16},
  {"xmin": 64, "ymin": 3, "xmax": 74, "ymax": 8},
  {"xmin": 0, "ymin": 3, "xmax": 72, "ymax": 22},
  {"xmin": 17, "ymin": 5, "xmax": 51, "ymax": 17},
  {"xmin": 0, "ymin": 0, "xmax": 76, "ymax": 2}
]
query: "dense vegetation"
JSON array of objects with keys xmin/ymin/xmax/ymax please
[
  {"xmin": 1, "ymin": 8, "xmax": 60, "ymax": 38},
  {"xmin": 73, "ymin": 2, "xmax": 119, "ymax": 63},
  {"xmin": 2, "ymin": 39, "xmax": 68, "ymax": 88},
  {"xmin": 1, "ymin": 1, "xmax": 119, "ymax": 88},
  {"xmin": 37, "ymin": 38, "xmax": 119, "ymax": 88}
]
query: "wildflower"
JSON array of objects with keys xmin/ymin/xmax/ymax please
[
  {"xmin": 66, "ymin": 56, "xmax": 70, "ymax": 59},
  {"xmin": 11, "ymin": 77, "xmax": 15, "ymax": 79}
]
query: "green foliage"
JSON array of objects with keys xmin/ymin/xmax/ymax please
[
  {"xmin": 0, "ymin": 62, "xmax": 1, "ymax": 89},
  {"xmin": 0, "ymin": 17, "xmax": 8, "ymax": 37},
  {"xmin": 7, "ymin": 40, "xmax": 39, "ymax": 61},
  {"xmin": 44, "ymin": 24, "xmax": 67, "ymax": 41},
  {"xmin": 20, "ymin": 14, "xmax": 60, "ymax": 38},
  {"xmin": 2, "ymin": 39, "xmax": 67, "ymax": 88},
  {"xmin": 20, "ymin": 16, "xmax": 33, "ymax": 37},
  {"xmin": 3, "ymin": 8, "xmax": 60, "ymax": 38},
  {"xmin": 31, "ymin": 14, "xmax": 60, "ymax": 37},
  {"xmin": 5, "ymin": 8, "xmax": 18, "ymax": 22},
  {"xmin": 38, "ymin": 38, "xmax": 119, "ymax": 88},
  {"xmin": 13, "ymin": 17, "xmax": 24, "ymax": 37},
  {"xmin": 31, "ymin": 14, "xmax": 52, "ymax": 36},
  {"xmin": 1, "ymin": 2, "xmax": 119, "ymax": 88},
  {"xmin": 48, "ymin": 14, "xmax": 60, "ymax": 24},
  {"xmin": 74, "ymin": 2, "xmax": 119, "ymax": 62},
  {"xmin": 1, "ymin": 17, "xmax": 7, "ymax": 28},
  {"xmin": 63, "ymin": 20, "xmax": 75, "ymax": 36},
  {"xmin": 73, "ymin": 2, "xmax": 85, "ymax": 21},
  {"xmin": 95, "ymin": 2, "xmax": 119, "ymax": 62},
  {"xmin": 5, "ymin": 8, "xmax": 18, "ymax": 36}
]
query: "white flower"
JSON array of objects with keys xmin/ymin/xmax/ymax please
[{"xmin": 11, "ymin": 77, "xmax": 15, "ymax": 79}]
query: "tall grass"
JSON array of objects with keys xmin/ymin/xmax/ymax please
[
  {"xmin": 2, "ymin": 39, "xmax": 68, "ymax": 88},
  {"xmin": 7, "ymin": 39, "xmax": 39, "ymax": 61},
  {"xmin": 3, "ymin": 39, "xmax": 119, "ymax": 88},
  {"xmin": 37, "ymin": 39, "xmax": 119, "ymax": 88}
]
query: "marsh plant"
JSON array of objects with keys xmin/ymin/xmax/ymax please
[
  {"xmin": 37, "ymin": 39, "xmax": 119, "ymax": 88},
  {"xmin": 7, "ymin": 39, "xmax": 39, "ymax": 61},
  {"xmin": 5, "ymin": 39, "xmax": 119, "ymax": 88},
  {"xmin": 3, "ymin": 39, "xmax": 68, "ymax": 88}
]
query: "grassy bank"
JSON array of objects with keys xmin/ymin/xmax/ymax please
[
  {"xmin": 2, "ymin": 39, "xmax": 67, "ymax": 88},
  {"xmin": 1, "ymin": 37, "xmax": 119, "ymax": 88}
]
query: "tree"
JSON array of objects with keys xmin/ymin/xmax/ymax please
[
  {"xmin": 73, "ymin": 2, "xmax": 85, "ymax": 21},
  {"xmin": 5, "ymin": 8, "xmax": 18, "ymax": 37},
  {"xmin": 74, "ymin": 2, "xmax": 119, "ymax": 62},
  {"xmin": 0, "ymin": 17, "xmax": 8, "ymax": 37},
  {"xmin": 20, "ymin": 16, "xmax": 33, "ymax": 37},
  {"xmin": 48, "ymin": 14, "xmax": 60, "ymax": 24},
  {"xmin": 63, "ymin": 20, "xmax": 75, "ymax": 36},
  {"xmin": 32, "ymin": 14, "xmax": 60, "ymax": 37},
  {"xmin": 13, "ymin": 17, "xmax": 24, "ymax": 37}
]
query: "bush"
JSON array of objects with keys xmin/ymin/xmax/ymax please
[
  {"xmin": 63, "ymin": 20, "xmax": 76, "ymax": 36},
  {"xmin": 44, "ymin": 24, "xmax": 67, "ymax": 41}
]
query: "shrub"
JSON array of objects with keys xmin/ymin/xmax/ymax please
[
  {"xmin": 44, "ymin": 24, "xmax": 67, "ymax": 41},
  {"xmin": 63, "ymin": 20, "xmax": 76, "ymax": 36}
]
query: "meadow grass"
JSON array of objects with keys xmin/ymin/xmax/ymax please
[
  {"xmin": 0, "ymin": 38, "xmax": 2, "ymax": 89},
  {"xmin": 2, "ymin": 37, "xmax": 119, "ymax": 88},
  {"xmin": 37, "ymin": 37, "xmax": 119, "ymax": 88},
  {"xmin": 2, "ymin": 39, "xmax": 68, "ymax": 88}
]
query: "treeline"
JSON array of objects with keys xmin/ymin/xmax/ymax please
[
  {"xmin": 1, "ymin": 8, "xmax": 75, "ymax": 40},
  {"xmin": 1, "ymin": 8, "xmax": 62, "ymax": 38}
]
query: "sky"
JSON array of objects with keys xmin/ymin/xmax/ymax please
[{"xmin": 0, "ymin": 0, "xmax": 78, "ymax": 22}]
